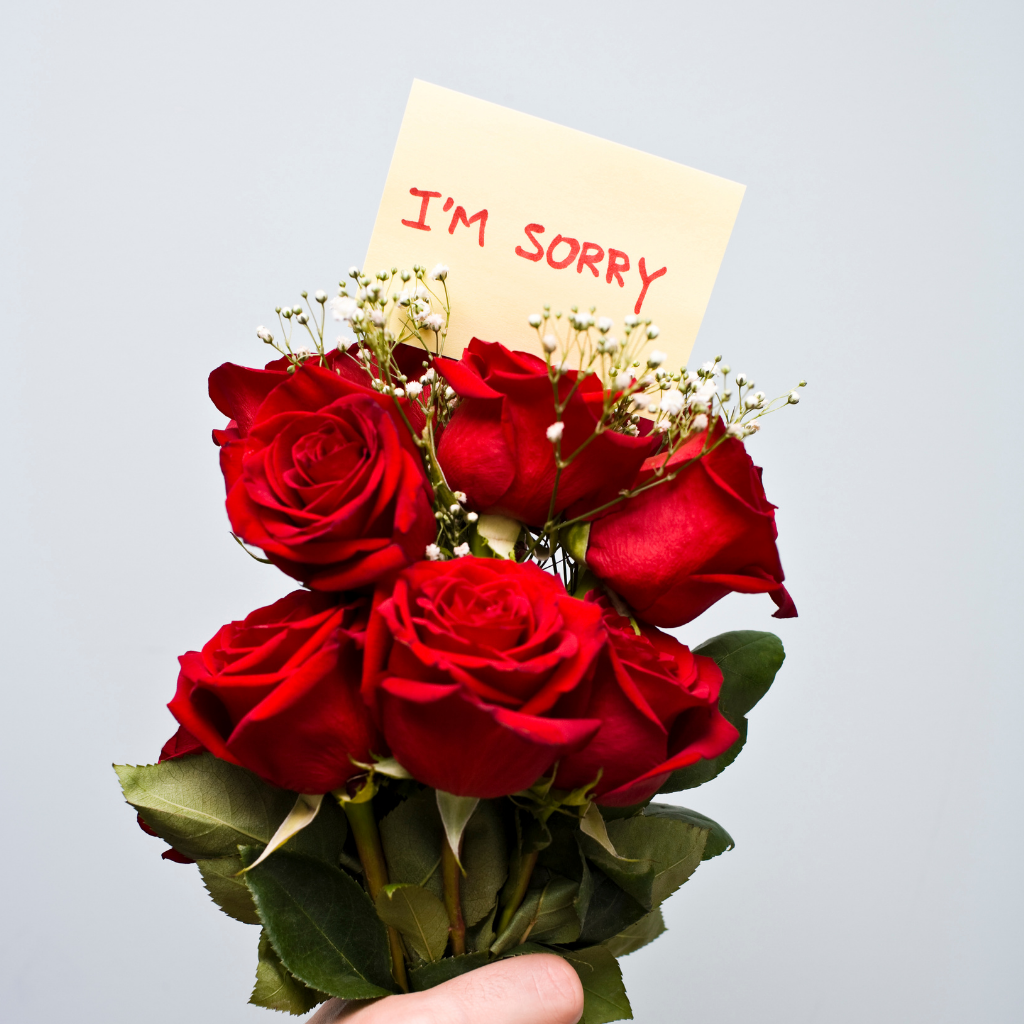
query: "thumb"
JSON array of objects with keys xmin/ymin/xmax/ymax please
[{"xmin": 308, "ymin": 953, "xmax": 584, "ymax": 1024}]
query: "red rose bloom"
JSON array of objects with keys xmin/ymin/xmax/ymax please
[
  {"xmin": 168, "ymin": 590, "xmax": 380, "ymax": 793},
  {"xmin": 362, "ymin": 557, "xmax": 606, "ymax": 798},
  {"xmin": 554, "ymin": 597, "xmax": 739, "ymax": 806},
  {"xmin": 210, "ymin": 349, "xmax": 435, "ymax": 591},
  {"xmin": 585, "ymin": 425, "xmax": 796, "ymax": 627},
  {"xmin": 435, "ymin": 339, "xmax": 655, "ymax": 528}
]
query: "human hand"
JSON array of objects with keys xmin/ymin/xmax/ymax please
[{"xmin": 306, "ymin": 953, "xmax": 585, "ymax": 1024}]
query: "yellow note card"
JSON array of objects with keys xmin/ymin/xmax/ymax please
[{"xmin": 363, "ymin": 80, "xmax": 745, "ymax": 371}]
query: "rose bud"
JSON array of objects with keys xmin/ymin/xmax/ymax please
[
  {"xmin": 362, "ymin": 557, "xmax": 606, "ymax": 798},
  {"xmin": 553, "ymin": 596, "xmax": 739, "ymax": 806},
  {"xmin": 434, "ymin": 339, "xmax": 655, "ymax": 528},
  {"xmin": 167, "ymin": 590, "xmax": 380, "ymax": 794},
  {"xmin": 210, "ymin": 348, "xmax": 435, "ymax": 592},
  {"xmin": 583, "ymin": 423, "xmax": 796, "ymax": 627}
]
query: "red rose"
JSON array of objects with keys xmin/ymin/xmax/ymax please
[
  {"xmin": 553, "ymin": 598, "xmax": 739, "ymax": 806},
  {"xmin": 168, "ymin": 590, "xmax": 380, "ymax": 793},
  {"xmin": 435, "ymin": 339, "xmax": 655, "ymax": 528},
  {"xmin": 211, "ymin": 352, "xmax": 436, "ymax": 591},
  {"xmin": 585, "ymin": 425, "xmax": 796, "ymax": 627},
  {"xmin": 362, "ymin": 557, "xmax": 606, "ymax": 798}
]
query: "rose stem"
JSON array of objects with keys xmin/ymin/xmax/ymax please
[
  {"xmin": 442, "ymin": 837, "xmax": 467, "ymax": 956},
  {"xmin": 496, "ymin": 849, "xmax": 539, "ymax": 937},
  {"xmin": 343, "ymin": 798, "xmax": 409, "ymax": 993}
]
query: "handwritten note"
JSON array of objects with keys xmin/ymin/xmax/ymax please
[{"xmin": 363, "ymin": 80, "xmax": 745, "ymax": 370}]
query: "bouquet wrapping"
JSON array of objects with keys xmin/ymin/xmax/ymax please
[{"xmin": 117, "ymin": 267, "xmax": 801, "ymax": 1022}]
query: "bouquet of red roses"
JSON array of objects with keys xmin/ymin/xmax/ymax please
[{"xmin": 116, "ymin": 266, "xmax": 802, "ymax": 1022}]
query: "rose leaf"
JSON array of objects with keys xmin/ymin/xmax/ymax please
[
  {"xmin": 374, "ymin": 883, "xmax": 450, "ymax": 963},
  {"xmin": 601, "ymin": 907, "xmax": 666, "ymax": 958},
  {"xmin": 460, "ymin": 800, "xmax": 509, "ymax": 927},
  {"xmin": 658, "ymin": 630, "xmax": 785, "ymax": 793},
  {"xmin": 114, "ymin": 753, "xmax": 294, "ymax": 860},
  {"xmin": 379, "ymin": 789, "xmax": 444, "ymax": 899},
  {"xmin": 197, "ymin": 855, "xmax": 260, "ymax": 925},
  {"xmin": 643, "ymin": 803, "xmax": 735, "ymax": 861},
  {"xmin": 249, "ymin": 929, "xmax": 325, "ymax": 1015},
  {"xmin": 409, "ymin": 951, "xmax": 491, "ymax": 991},
  {"xmin": 240, "ymin": 846, "xmax": 398, "ymax": 999},
  {"xmin": 555, "ymin": 945, "xmax": 633, "ymax": 1024}
]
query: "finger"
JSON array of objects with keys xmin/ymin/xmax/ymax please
[{"xmin": 306, "ymin": 953, "xmax": 584, "ymax": 1024}]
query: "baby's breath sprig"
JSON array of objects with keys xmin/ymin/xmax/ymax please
[{"xmin": 522, "ymin": 308, "xmax": 806, "ymax": 589}]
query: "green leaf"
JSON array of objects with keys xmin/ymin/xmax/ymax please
[
  {"xmin": 643, "ymin": 803, "xmax": 734, "ymax": 860},
  {"xmin": 196, "ymin": 855, "xmax": 260, "ymax": 925},
  {"xmin": 240, "ymin": 846, "xmax": 398, "ymax": 999},
  {"xmin": 250, "ymin": 930, "xmax": 324, "ymax": 1015},
  {"xmin": 580, "ymin": 802, "xmax": 618, "ymax": 857},
  {"xmin": 528, "ymin": 877, "xmax": 581, "ymax": 944},
  {"xmin": 114, "ymin": 754, "xmax": 294, "ymax": 860},
  {"xmin": 379, "ymin": 788, "xmax": 444, "ymax": 899},
  {"xmin": 558, "ymin": 945, "xmax": 633, "ymax": 1024},
  {"xmin": 408, "ymin": 951, "xmax": 491, "ymax": 991},
  {"xmin": 576, "ymin": 866, "xmax": 648, "ymax": 946},
  {"xmin": 578, "ymin": 813, "xmax": 707, "ymax": 909},
  {"xmin": 467, "ymin": 905, "xmax": 498, "ymax": 953},
  {"xmin": 491, "ymin": 878, "xmax": 580, "ymax": 954},
  {"xmin": 460, "ymin": 800, "xmax": 509, "ymax": 928},
  {"xmin": 375, "ymin": 884, "xmax": 450, "ymax": 963},
  {"xmin": 659, "ymin": 630, "xmax": 784, "ymax": 793},
  {"xmin": 601, "ymin": 908, "xmax": 666, "ymax": 958},
  {"xmin": 285, "ymin": 794, "xmax": 349, "ymax": 866}
]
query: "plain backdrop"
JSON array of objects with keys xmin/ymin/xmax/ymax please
[{"xmin": 2, "ymin": 2, "xmax": 1021, "ymax": 1022}]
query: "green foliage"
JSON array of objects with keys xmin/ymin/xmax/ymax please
[
  {"xmin": 558, "ymin": 946, "xmax": 633, "ymax": 1024},
  {"xmin": 249, "ymin": 930, "xmax": 324, "ymax": 1015},
  {"xmin": 602, "ymin": 908, "xmax": 666, "ymax": 958},
  {"xmin": 375, "ymin": 884, "xmax": 450, "ymax": 963},
  {"xmin": 491, "ymin": 877, "xmax": 581, "ymax": 954},
  {"xmin": 379, "ymin": 788, "xmax": 444, "ymax": 899},
  {"xmin": 435, "ymin": 791, "xmax": 480, "ymax": 868},
  {"xmin": 114, "ymin": 754, "xmax": 293, "ymax": 860},
  {"xmin": 285, "ymin": 795, "xmax": 348, "ymax": 865},
  {"xmin": 643, "ymin": 803, "xmax": 734, "ymax": 861},
  {"xmin": 576, "ymin": 867, "xmax": 648, "ymax": 946},
  {"xmin": 240, "ymin": 846, "xmax": 397, "ymax": 1000},
  {"xmin": 659, "ymin": 630, "xmax": 785, "ymax": 793},
  {"xmin": 409, "ymin": 951, "xmax": 491, "ymax": 991},
  {"xmin": 196, "ymin": 855, "xmax": 260, "ymax": 925},
  {"xmin": 578, "ymin": 812, "xmax": 707, "ymax": 910},
  {"xmin": 460, "ymin": 800, "xmax": 509, "ymax": 927}
]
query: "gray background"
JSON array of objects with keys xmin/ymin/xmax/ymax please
[{"xmin": 2, "ymin": 2, "xmax": 1020, "ymax": 1022}]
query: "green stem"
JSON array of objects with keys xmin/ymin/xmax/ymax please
[
  {"xmin": 442, "ymin": 838, "xmax": 467, "ymax": 956},
  {"xmin": 496, "ymin": 849, "xmax": 539, "ymax": 937},
  {"xmin": 342, "ymin": 798, "xmax": 409, "ymax": 993}
]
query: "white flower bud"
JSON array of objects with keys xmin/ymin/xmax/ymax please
[
  {"xmin": 420, "ymin": 367, "xmax": 435, "ymax": 383},
  {"xmin": 528, "ymin": 313, "xmax": 544, "ymax": 328},
  {"xmin": 453, "ymin": 543, "xmax": 470, "ymax": 557},
  {"xmin": 428, "ymin": 263, "xmax": 449, "ymax": 280},
  {"xmin": 624, "ymin": 314, "xmax": 640, "ymax": 328},
  {"xmin": 453, "ymin": 491, "xmax": 467, "ymax": 502},
  {"xmin": 701, "ymin": 361, "xmax": 716, "ymax": 374},
  {"xmin": 725, "ymin": 423, "xmax": 745, "ymax": 438},
  {"xmin": 405, "ymin": 381, "xmax": 423, "ymax": 398},
  {"xmin": 392, "ymin": 387, "xmax": 405, "ymax": 398},
  {"xmin": 425, "ymin": 543, "xmax": 442, "ymax": 560},
  {"xmin": 542, "ymin": 333, "xmax": 558, "ymax": 354},
  {"xmin": 369, "ymin": 310, "xmax": 385, "ymax": 327},
  {"xmin": 788, "ymin": 390, "xmax": 800, "ymax": 404},
  {"xmin": 466, "ymin": 511, "xmax": 479, "ymax": 523},
  {"xmin": 330, "ymin": 295, "xmax": 358, "ymax": 323},
  {"xmin": 614, "ymin": 372, "xmax": 633, "ymax": 391},
  {"xmin": 720, "ymin": 364, "xmax": 730, "ymax": 374},
  {"xmin": 647, "ymin": 350, "xmax": 667, "ymax": 368},
  {"xmin": 546, "ymin": 421, "xmax": 565, "ymax": 442},
  {"xmin": 743, "ymin": 392, "xmax": 761, "ymax": 410},
  {"xmin": 444, "ymin": 386, "xmax": 457, "ymax": 401},
  {"xmin": 646, "ymin": 325, "xmax": 660, "ymax": 339},
  {"xmin": 314, "ymin": 290, "xmax": 327, "ymax": 303},
  {"xmin": 734, "ymin": 373, "xmax": 748, "ymax": 386},
  {"xmin": 450, "ymin": 503, "xmax": 462, "ymax": 514},
  {"xmin": 660, "ymin": 390, "xmax": 685, "ymax": 416},
  {"xmin": 597, "ymin": 316, "xmax": 613, "ymax": 333},
  {"xmin": 603, "ymin": 337, "xmax": 620, "ymax": 356},
  {"xmin": 691, "ymin": 413, "xmax": 709, "ymax": 432}
]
